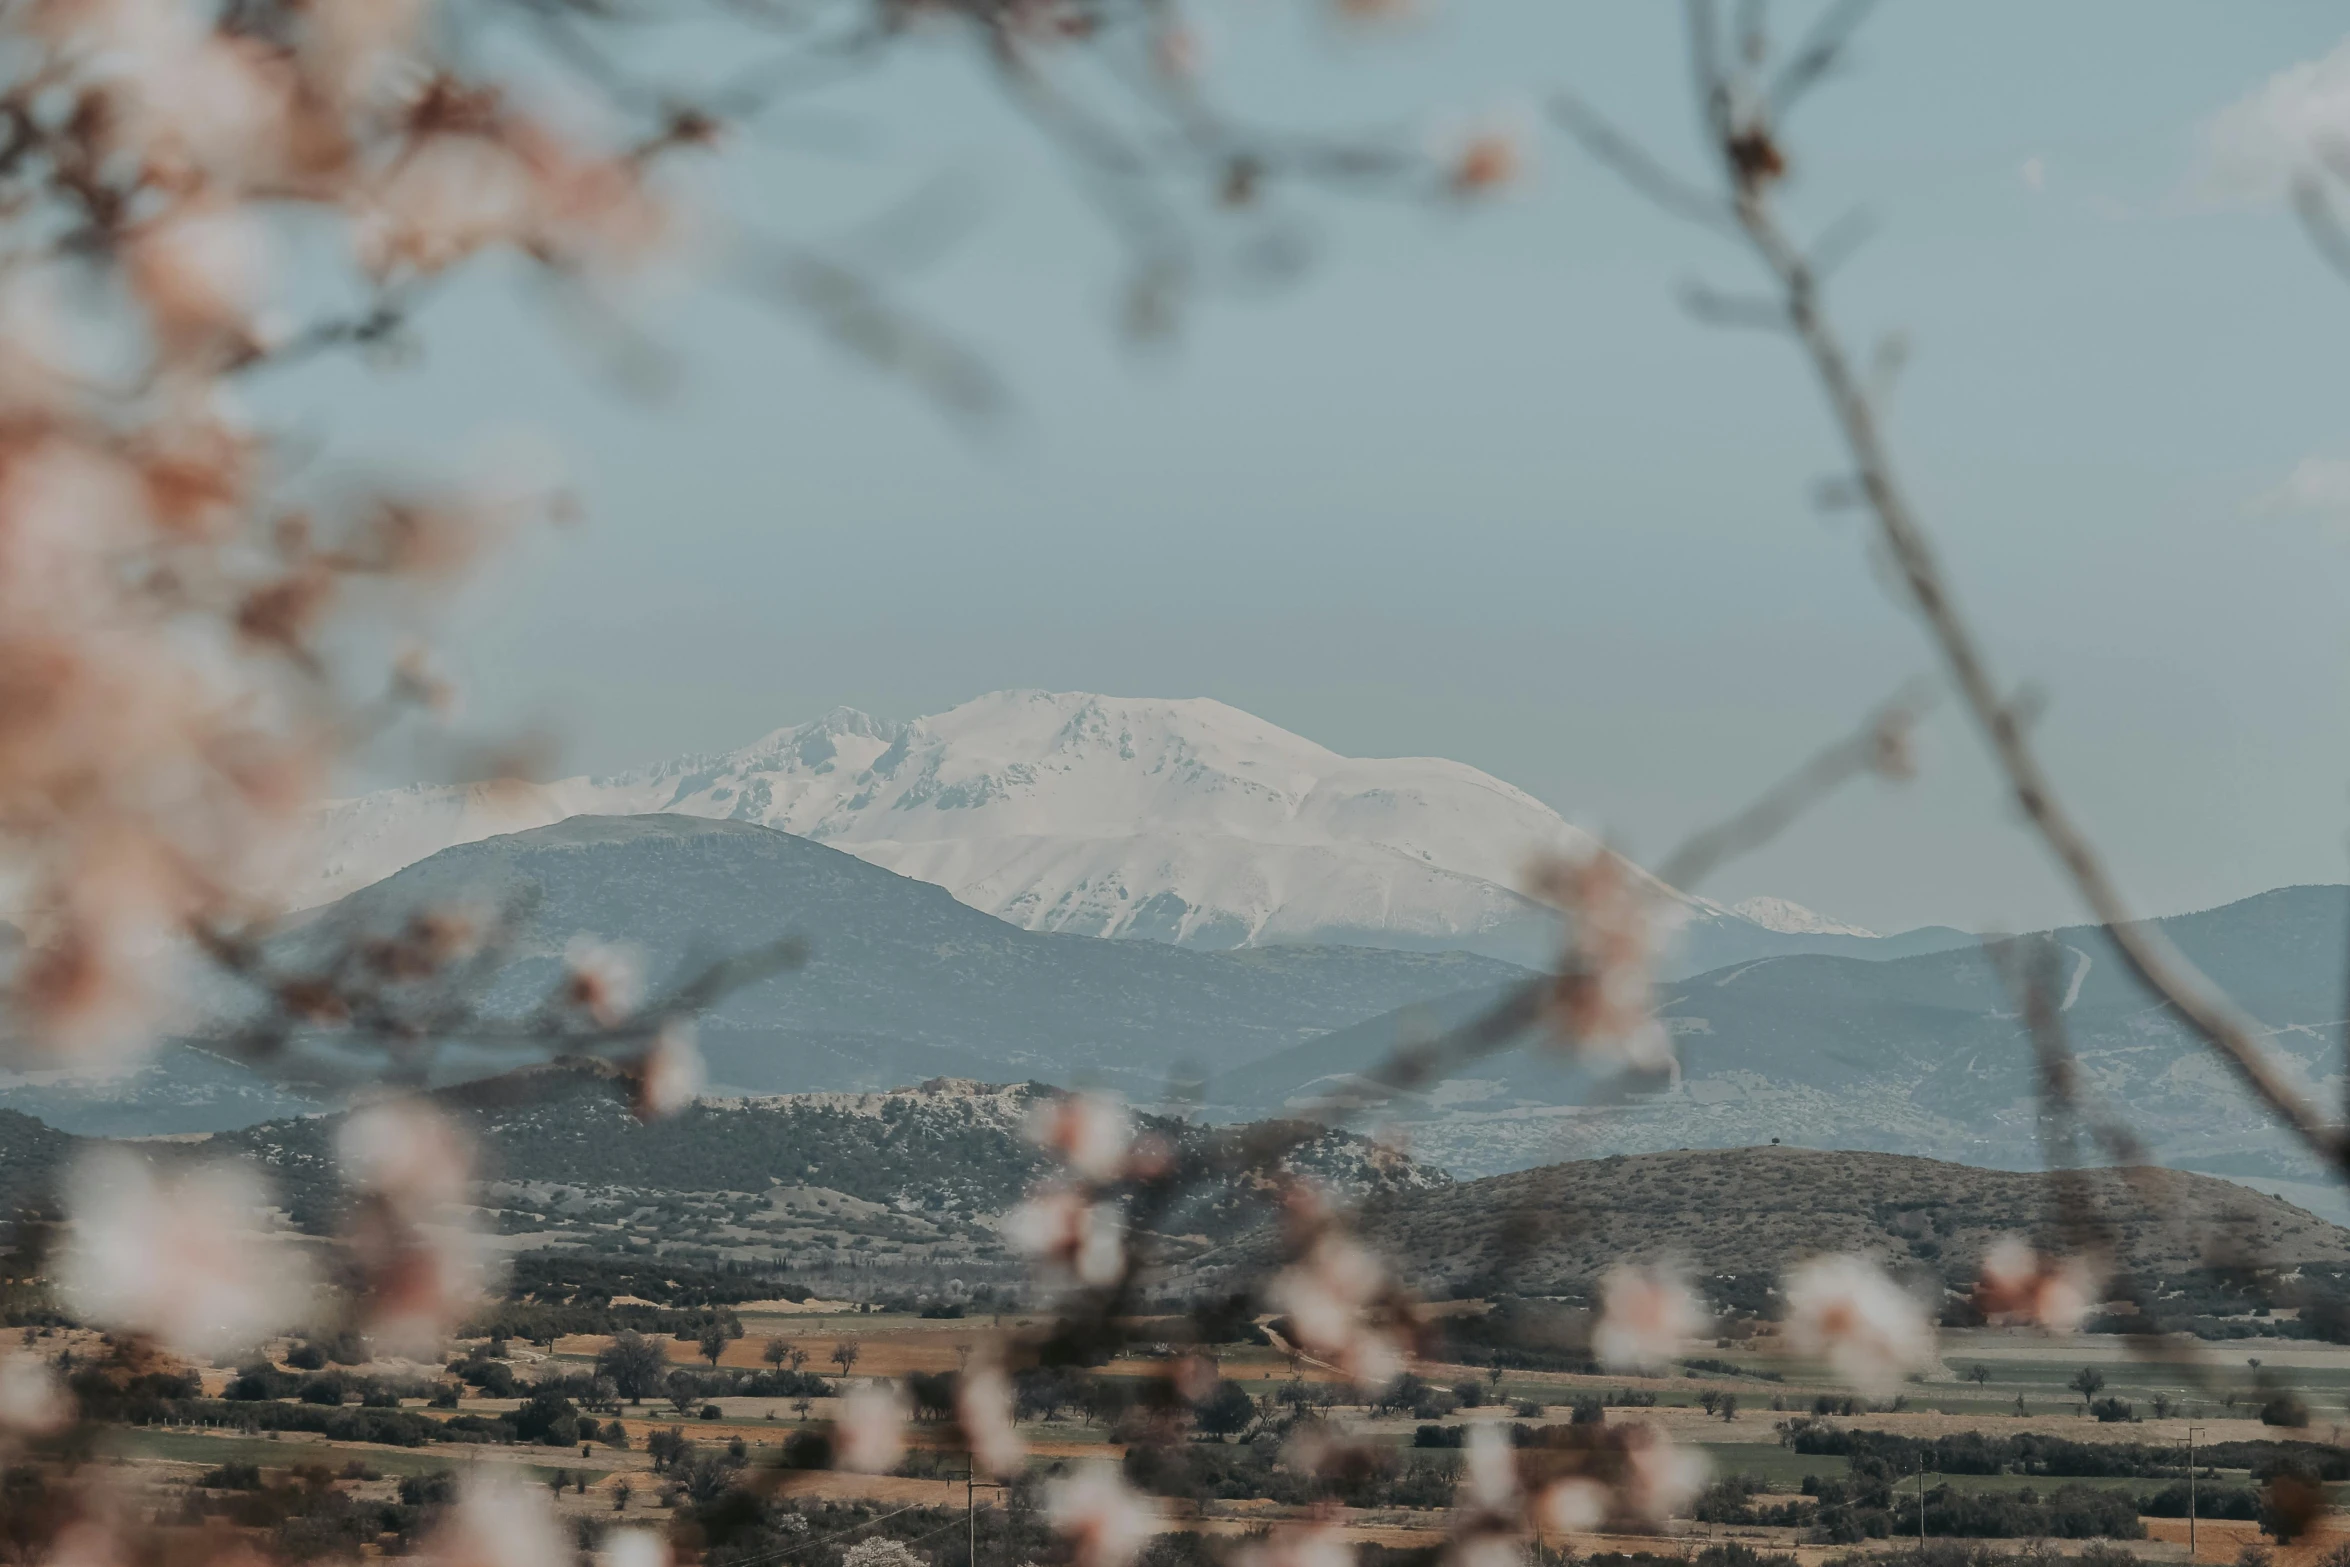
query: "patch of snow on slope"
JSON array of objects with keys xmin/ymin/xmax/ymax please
[{"xmin": 1726, "ymin": 896, "xmax": 1876, "ymax": 939}]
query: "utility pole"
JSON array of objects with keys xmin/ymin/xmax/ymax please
[
  {"xmin": 2185, "ymin": 1425, "xmax": 2204, "ymax": 1562},
  {"xmin": 1917, "ymin": 1460, "xmax": 1927, "ymax": 1552},
  {"xmin": 967, "ymin": 1453, "xmax": 977, "ymax": 1567}
]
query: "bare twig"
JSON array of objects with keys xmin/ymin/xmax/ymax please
[
  {"xmin": 1551, "ymin": 95, "xmax": 1739, "ymax": 237},
  {"xmin": 1654, "ymin": 679, "xmax": 1931, "ymax": 892},
  {"xmin": 1585, "ymin": 0, "xmax": 2350, "ymax": 1174}
]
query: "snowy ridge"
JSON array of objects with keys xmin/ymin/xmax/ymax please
[
  {"xmin": 1727, "ymin": 896, "xmax": 1877, "ymax": 938},
  {"xmin": 309, "ymin": 690, "xmax": 1855, "ymax": 968}
]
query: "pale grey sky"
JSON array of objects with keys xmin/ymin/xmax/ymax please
[{"xmin": 276, "ymin": 4, "xmax": 2350, "ymax": 937}]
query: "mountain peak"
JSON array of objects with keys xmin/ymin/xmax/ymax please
[{"xmin": 305, "ymin": 691, "xmax": 1857, "ymax": 970}]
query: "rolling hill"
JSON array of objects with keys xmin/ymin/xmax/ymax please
[
  {"xmin": 1191, "ymin": 1144, "xmax": 2350, "ymax": 1308},
  {"xmin": 1200, "ymin": 885, "xmax": 2350, "ymax": 1213}
]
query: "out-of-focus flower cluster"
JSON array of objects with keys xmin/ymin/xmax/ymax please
[
  {"xmin": 1265, "ymin": 1184, "xmax": 1427, "ymax": 1388},
  {"xmin": 1004, "ymin": 1090, "xmax": 1141, "ymax": 1289},
  {"xmin": 53, "ymin": 1145, "xmax": 314, "ymax": 1358},
  {"xmin": 335, "ymin": 1096, "xmax": 495, "ymax": 1353},
  {"xmin": 1973, "ymin": 1236, "xmax": 2101, "ymax": 1334},
  {"xmin": 0, "ymin": 0, "xmax": 681, "ymax": 1071},
  {"xmin": 1591, "ymin": 1262, "xmax": 1707, "ymax": 1373},
  {"xmin": 1450, "ymin": 1416, "xmax": 1708, "ymax": 1565},
  {"xmin": 1782, "ymin": 1254, "xmax": 1937, "ymax": 1396},
  {"xmin": 1527, "ymin": 848, "xmax": 1674, "ymax": 1075}
]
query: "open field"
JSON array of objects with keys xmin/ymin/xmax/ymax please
[{"xmin": 73, "ymin": 1302, "xmax": 2350, "ymax": 1566}]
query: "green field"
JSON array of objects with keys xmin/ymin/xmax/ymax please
[{"xmin": 112, "ymin": 1429, "xmax": 560, "ymax": 1483}]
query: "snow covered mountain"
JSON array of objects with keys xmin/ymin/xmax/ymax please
[{"xmin": 310, "ymin": 691, "xmax": 1932, "ymax": 972}]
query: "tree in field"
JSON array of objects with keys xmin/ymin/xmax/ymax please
[
  {"xmin": 1967, "ymin": 1365, "xmax": 1993, "ymax": 1385},
  {"xmin": 698, "ymin": 1323, "xmax": 729, "ymax": 1368},
  {"xmin": 1195, "ymin": 1379, "xmax": 1258, "ymax": 1441},
  {"xmin": 596, "ymin": 1333, "xmax": 668, "ymax": 1405},
  {"xmin": 831, "ymin": 1339, "xmax": 861, "ymax": 1380},
  {"xmin": 762, "ymin": 1337, "xmax": 788, "ymax": 1369},
  {"xmin": 2069, "ymin": 1367, "xmax": 2106, "ymax": 1400}
]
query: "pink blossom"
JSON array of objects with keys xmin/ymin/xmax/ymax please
[
  {"xmin": 0, "ymin": 1353, "xmax": 69, "ymax": 1437},
  {"xmin": 834, "ymin": 1383, "xmax": 908, "ymax": 1474},
  {"xmin": 347, "ymin": 1202, "xmax": 493, "ymax": 1356},
  {"xmin": 561, "ymin": 936, "xmax": 641, "ymax": 1026},
  {"xmin": 1783, "ymin": 1255, "xmax": 1937, "ymax": 1396},
  {"xmin": 125, "ymin": 199, "xmax": 272, "ymax": 356},
  {"xmin": 1527, "ymin": 850, "xmax": 1673, "ymax": 1074},
  {"xmin": 1234, "ymin": 1523, "xmax": 1352, "ymax": 1567},
  {"xmin": 1618, "ymin": 1424, "xmax": 1710, "ymax": 1523},
  {"xmin": 337, "ymin": 1096, "xmax": 490, "ymax": 1351},
  {"xmin": 633, "ymin": 1022, "xmax": 705, "ymax": 1120},
  {"xmin": 300, "ymin": 0, "xmax": 430, "ymax": 108},
  {"xmin": 1443, "ymin": 1539, "xmax": 1524, "ymax": 1567},
  {"xmin": 598, "ymin": 1529, "xmax": 671, "ymax": 1567},
  {"xmin": 423, "ymin": 1473, "xmax": 569, "ymax": 1567},
  {"xmin": 56, "ymin": 1147, "xmax": 312, "ymax": 1358},
  {"xmin": 33, "ymin": 1521, "xmax": 119, "ymax": 1567},
  {"xmin": 1002, "ymin": 1187, "xmax": 1125, "ymax": 1287},
  {"xmin": 106, "ymin": 23, "xmax": 329, "ymax": 191},
  {"xmin": 1449, "ymin": 124, "xmax": 1527, "ymax": 196},
  {"xmin": 1028, "ymin": 1090, "xmax": 1132, "ymax": 1182},
  {"xmin": 956, "ymin": 1359, "xmax": 1026, "ymax": 1480},
  {"xmin": 1461, "ymin": 1422, "xmax": 1519, "ymax": 1511},
  {"xmin": 355, "ymin": 133, "xmax": 542, "ymax": 278},
  {"xmin": 1044, "ymin": 1461, "xmax": 1157, "ymax": 1567},
  {"xmin": 1265, "ymin": 1234, "xmax": 1405, "ymax": 1388},
  {"xmin": 1533, "ymin": 1478, "xmax": 1610, "ymax": 1535},
  {"xmin": 1973, "ymin": 1237, "xmax": 2098, "ymax": 1334},
  {"xmin": 337, "ymin": 1098, "xmax": 473, "ymax": 1212},
  {"xmin": 1591, "ymin": 1264, "xmax": 1706, "ymax": 1374}
]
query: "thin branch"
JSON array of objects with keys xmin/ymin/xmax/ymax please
[
  {"xmin": 1549, "ymin": 94, "xmax": 1739, "ymax": 238},
  {"xmin": 1677, "ymin": 279, "xmax": 1790, "ymax": 332},
  {"xmin": 1654, "ymin": 679, "xmax": 1931, "ymax": 891},
  {"xmin": 2293, "ymin": 174, "xmax": 2350, "ymax": 286},
  {"xmin": 1627, "ymin": 20, "xmax": 2350, "ymax": 1173},
  {"xmin": 1765, "ymin": 0, "xmax": 1877, "ymax": 120}
]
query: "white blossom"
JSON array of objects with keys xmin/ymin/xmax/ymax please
[
  {"xmin": 1044, "ymin": 1461, "xmax": 1156, "ymax": 1567},
  {"xmin": 1783, "ymin": 1254, "xmax": 1937, "ymax": 1396},
  {"xmin": 56, "ymin": 1147, "xmax": 311, "ymax": 1358},
  {"xmin": 1591, "ymin": 1263, "xmax": 1707, "ymax": 1374}
]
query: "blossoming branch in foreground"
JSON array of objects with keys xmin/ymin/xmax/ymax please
[
  {"xmin": 337, "ymin": 1097, "xmax": 493, "ymax": 1353},
  {"xmin": 1028, "ymin": 1088, "xmax": 1134, "ymax": 1182},
  {"xmin": 1265, "ymin": 1227, "xmax": 1410, "ymax": 1388},
  {"xmin": 1003, "ymin": 1186, "xmax": 1126, "ymax": 1288},
  {"xmin": 1527, "ymin": 848, "xmax": 1674, "ymax": 1075}
]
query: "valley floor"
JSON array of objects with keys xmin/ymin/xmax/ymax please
[{"xmin": 75, "ymin": 1313, "xmax": 2350, "ymax": 1565}]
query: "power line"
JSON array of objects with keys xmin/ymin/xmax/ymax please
[{"xmin": 710, "ymin": 1497, "xmax": 938, "ymax": 1567}]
